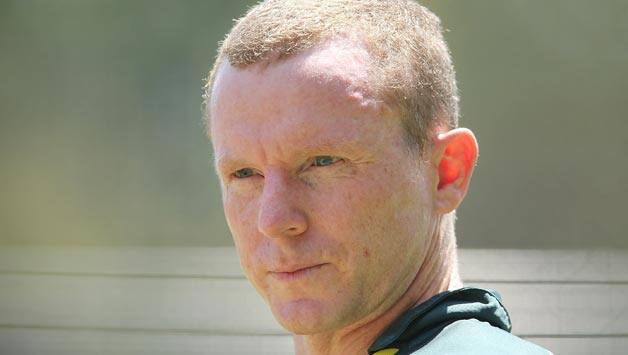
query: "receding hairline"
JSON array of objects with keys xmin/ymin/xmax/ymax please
[
  {"xmin": 207, "ymin": 35, "xmax": 395, "ymax": 136},
  {"xmin": 208, "ymin": 33, "xmax": 384, "ymax": 99}
]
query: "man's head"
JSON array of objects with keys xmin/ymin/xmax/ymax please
[{"xmin": 206, "ymin": 0, "xmax": 478, "ymax": 338}]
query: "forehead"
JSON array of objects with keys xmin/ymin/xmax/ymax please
[
  {"xmin": 209, "ymin": 39, "xmax": 395, "ymax": 164},
  {"xmin": 211, "ymin": 38, "xmax": 379, "ymax": 110}
]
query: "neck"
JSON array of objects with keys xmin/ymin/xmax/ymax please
[{"xmin": 293, "ymin": 215, "xmax": 461, "ymax": 355}]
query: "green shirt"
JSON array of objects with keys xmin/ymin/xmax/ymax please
[{"xmin": 368, "ymin": 287, "xmax": 552, "ymax": 355}]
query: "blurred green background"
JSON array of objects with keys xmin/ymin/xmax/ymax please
[{"xmin": 0, "ymin": 0, "xmax": 626, "ymax": 248}]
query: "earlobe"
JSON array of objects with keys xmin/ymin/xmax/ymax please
[{"xmin": 433, "ymin": 128, "xmax": 479, "ymax": 214}]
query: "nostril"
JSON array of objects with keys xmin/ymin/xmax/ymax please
[
  {"xmin": 285, "ymin": 224, "xmax": 306, "ymax": 236},
  {"xmin": 281, "ymin": 219, "xmax": 308, "ymax": 237}
]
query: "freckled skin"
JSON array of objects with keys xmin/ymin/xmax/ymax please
[{"xmin": 210, "ymin": 39, "xmax": 440, "ymax": 347}]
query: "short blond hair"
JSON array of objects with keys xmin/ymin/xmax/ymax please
[{"xmin": 204, "ymin": 0, "xmax": 459, "ymax": 151}]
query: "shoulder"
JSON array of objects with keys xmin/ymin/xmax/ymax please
[{"xmin": 410, "ymin": 319, "xmax": 553, "ymax": 355}]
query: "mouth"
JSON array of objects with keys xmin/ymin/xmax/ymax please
[{"xmin": 270, "ymin": 263, "xmax": 327, "ymax": 282}]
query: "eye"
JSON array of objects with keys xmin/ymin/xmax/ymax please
[
  {"xmin": 233, "ymin": 168, "xmax": 257, "ymax": 179},
  {"xmin": 312, "ymin": 155, "xmax": 341, "ymax": 167}
]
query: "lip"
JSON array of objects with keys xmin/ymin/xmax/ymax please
[{"xmin": 270, "ymin": 263, "xmax": 327, "ymax": 281}]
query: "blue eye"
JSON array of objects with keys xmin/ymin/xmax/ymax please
[
  {"xmin": 313, "ymin": 155, "xmax": 340, "ymax": 167},
  {"xmin": 233, "ymin": 168, "xmax": 256, "ymax": 178}
]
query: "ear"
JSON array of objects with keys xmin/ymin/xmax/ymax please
[{"xmin": 432, "ymin": 128, "xmax": 479, "ymax": 214}]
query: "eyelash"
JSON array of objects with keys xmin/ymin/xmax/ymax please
[{"xmin": 231, "ymin": 155, "xmax": 342, "ymax": 179}]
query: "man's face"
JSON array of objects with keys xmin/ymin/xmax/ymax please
[{"xmin": 210, "ymin": 40, "xmax": 438, "ymax": 334}]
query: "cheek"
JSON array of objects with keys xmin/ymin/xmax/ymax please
[
  {"xmin": 223, "ymin": 194, "xmax": 260, "ymax": 268},
  {"xmin": 336, "ymin": 176, "xmax": 407, "ymax": 226},
  {"xmin": 318, "ymin": 171, "xmax": 427, "ymax": 263},
  {"xmin": 316, "ymin": 178, "xmax": 397, "ymax": 252},
  {"xmin": 224, "ymin": 191, "xmax": 257, "ymax": 232}
]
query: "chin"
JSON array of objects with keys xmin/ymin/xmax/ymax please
[{"xmin": 271, "ymin": 298, "xmax": 341, "ymax": 335}]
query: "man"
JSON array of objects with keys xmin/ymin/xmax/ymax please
[{"xmin": 204, "ymin": 1, "xmax": 551, "ymax": 354}]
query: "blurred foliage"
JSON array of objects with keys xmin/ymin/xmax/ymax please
[{"xmin": 0, "ymin": 0, "xmax": 626, "ymax": 247}]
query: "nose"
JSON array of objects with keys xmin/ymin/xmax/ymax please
[{"xmin": 257, "ymin": 171, "xmax": 308, "ymax": 238}]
